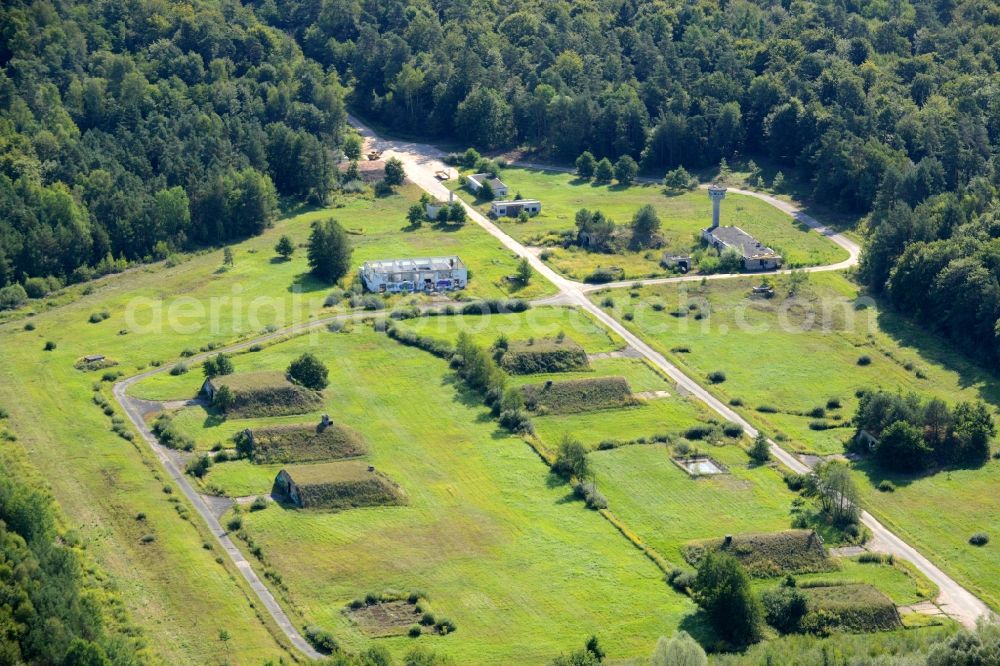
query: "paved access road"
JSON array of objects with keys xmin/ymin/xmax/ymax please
[
  {"xmin": 107, "ymin": 119, "xmax": 988, "ymax": 659},
  {"xmin": 352, "ymin": 114, "xmax": 991, "ymax": 629}
]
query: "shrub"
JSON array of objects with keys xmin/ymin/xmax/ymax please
[
  {"xmin": 434, "ymin": 617, "xmax": 457, "ymax": 635},
  {"xmin": 784, "ymin": 473, "xmax": 809, "ymax": 492},
  {"xmin": 23, "ymin": 321, "xmax": 35, "ymax": 331},
  {"xmin": 762, "ymin": 586, "xmax": 809, "ymax": 634},
  {"xmin": 827, "ymin": 397, "xmax": 842, "ymax": 409},
  {"xmin": 288, "ymin": 353, "xmax": 329, "ymax": 390},
  {"xmin": 140, "ymin": 534, "xmax": 155, "ymax": 544},
  {"xmin": 408, "ymin": 624, "xmax": 422, "ymax": 638},
  {"xmin": 552, "ymin": 435, "xmax": 590, "ymax": 479},
  {"xmin": 420, "ymin": 612, "xmax": 436, "ymax": 626},
  {"xmin": 170, "ymin": 362, "xmax": 188, "ymax": 376},
  {"xmin": 573, "ymin": 481, "xmax": 608, "ymax": 510},
  {"xmin": 584, "ymin": 267, "xmax": 621, "ymax": 284},
  {"xmin": 44, "ymin": 340, "xmax": 57, "ymax": 351},
  {"xmin": 808, "ymin": 407, "xmax": 826, "ymax": 418},
  {"xmin": 722, "ymin": 422, "xmax": 743, "ymax": 438},
  {"xmin": 601, "ymin": 296, "xmax": 614, "ymax": 307},
  {"xmin": 857, "ymin": 355, "xmax": 872, "ymax": 366},
  {"xmin": 304, "ymin": 625, "xmax": 340, "ymax": 654},
  {"xmin": 185, "ymin": 454, "xmax": 212, "ymax": 478},
  {"xmin": 970, "ymin": 533, "xmax": 989, "ymax": 546},
  {"xmin": 749, "ymin": 434, "xmax": 771, "ymax": 464},
  {"xmin": 250, "ymin": 496, "xmax": 268, "ymax": 511},
  {"xmin": 729, "ymin": 397, "xmax": 744, "ymax": 406},
  {"xmin": 684, "ymin": 424, "xmax": 715, "ymax": 440},
  {"xmin": 226, "ymin": 516, "xmax": 243, "ymax": 532},
  {"xmin": 23, "ymin": 277, "xmax": 51, "ymax": 298},
  {"xmin": 756, "ymin": 405, "xmax": 778, "ymax": 413},
  {"xmin": 0, "ymin": 284, "xmax": 28, "ymax": 310},
  {"xmin": 877, "ymin": 480, "xmax": 895, "ymax": 492},
  {"xmin": 857, "ymin": 552, "xmax": 890, "ymax": 564},
  {"xmin": 666, "ymin": 568, "xmax": 696, "ymax": 593}
]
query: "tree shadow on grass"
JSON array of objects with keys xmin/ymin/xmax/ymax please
[
  {"xmin": 875, "ymin": 306, "xmax": 1000, "ymax": 403},
  {"xmin": 545, "ymin": 471, "xmax": 568, "ymax": 490},
  {"xmin": 431, "ymin": 221, "xmax": 466, "ymax": 234},
  {"xmin": 269, "ymin": 256, "xmax": 292, "ymax": 265},
  {"xmin": 202, "ymin": 410, "xmax": 226, "ymax": 428},
  {"xmin": 288, "ymin": 271, "xmax": 329, "ymax": 294},
  {"xmin": 852, "ymin": 457, "xmax": 919, "ymax": 491},
  {"xmin": 678, "ymin": 610, "xmax": 721, "ymax": 653}
]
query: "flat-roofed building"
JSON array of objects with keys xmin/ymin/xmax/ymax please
[
  {"xmin": 490, "ymin": 199, "xmax": 541, "ymax": 217},
  {"xmin": 360, "ymin": 256, "xmax": 468, "ymax": 293}
]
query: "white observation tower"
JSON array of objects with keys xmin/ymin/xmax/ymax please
[{"xmin": 708, "ymin": 183, "xmax": 727, "ymax": 230}]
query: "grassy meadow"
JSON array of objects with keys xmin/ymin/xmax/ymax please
[
  {"xmin": 0, "ymin": 183, "xmax": 557, "ymax": 664},
  {"xmin": 153, "ymin": 325, "xmax": 696, "ymax": 663},
  {"xmin": 447, "ymin": 167, "xmax": 848, "ymax": 280},
  {"xmin": 596, "ymin": 271, "xmax": 1000, "ymax": 456},
  {"xmin": 596, "ymin": 270, "xmax": 1000, "ymax": 615}
]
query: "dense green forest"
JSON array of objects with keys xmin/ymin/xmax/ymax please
[
  {"xmin": 0, "ymin": 0, "xmax": 346, "ymax": 289},
  {"xmin": 0, "ymin": 459, "xmax": 146, "ymax": 664},
  {"xmin": 249, "ymin": 0, "xmax": 1000, "ymax": 370},
  {"xmin": 3, "ymin": 0, "xmax": 1000, "ymax": 368}
]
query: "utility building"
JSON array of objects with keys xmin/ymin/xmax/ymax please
[{"xmin": 700, "ymin": 185, "xmax": 782, "ymax": 271}]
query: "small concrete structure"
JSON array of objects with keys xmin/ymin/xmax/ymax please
[
  {"xmin": 273, "ymin": 469, "xmax": 303, "ymax": 507},
  {"xmin": 490, "ymin": 199, "xmax": 541, "ymax": 217},
  {"xmin": 674, "ymin": 456, "xmax": 726, "ymax": 476},
  {"xmin": 201, "ymin": 377, "xmax": 217, "ymax": 399},
  {"xmin": 662, "ymin": 255, "xmax": 692, "ymax": 273},
  {"xmin": 466, "ymin": 173, "xmax": 508, "ymax": 198},
  {"xmin": 424, "ymin": 191, "xmax": 455, "ymax": 219},
  {"xmin": 856, "ymin": 429, "xmax": 879, "ymax": 451},
  {"xmin": 83, "ymin": 354, "xmax": 106, "ymax": 363},
  {"xmin": 752, "ymin": 284, "xmax": 775, "ymax": 298},
  {"xmin": 361, "ymin": 256, "xmax": 467, "ymax": 293}
]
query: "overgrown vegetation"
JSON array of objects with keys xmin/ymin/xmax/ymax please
[
  {"xmin": 236, "ymin": 422, "xmax": 367, "ymax": 464},
  {"xmin": 495, "ymin": 337, "xmax": 589, "ymax": 375},
  {"xmin": 683, "ymin": 530, "xmax": 835, "ymax": 579},
  {"xmin": 0, "ymin": 458, "xmax": 147, "ymax": 663},
  {"xmin": 852, "ymin": 390, "xmax": 995, "ymax": 471},
  {"xmin": 521, "ymin": 377, "xmax": 637, "ymax": 415}
]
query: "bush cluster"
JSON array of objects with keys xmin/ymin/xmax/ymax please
[{"xmin": 573, "ymin": 481, "xmax": 608, "ymax": 510}]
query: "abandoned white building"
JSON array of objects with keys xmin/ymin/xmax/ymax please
[
  {"xmin": 466, "ymin": 173, "xmax": 509, "ymax": 198},
  {"xmin": 490, "ymin": 199, "xmax": 541, "ymax": 217},
  {"xmin": 424, "ymin": 191, "xmax": 455, "ymax": 219},
  {"xmin": 361, "ymin": 256, "xmax": 468, "ymax": 293},
  {"xmin": 700, "ymin": 184, "xmax": 782, "ymax": 271}
]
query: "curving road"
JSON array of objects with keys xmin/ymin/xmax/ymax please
[
  {"xmin": 352, "ymin": 115, "xmax": 991, "ymax": 629},
  {"xmin": 107, "ymin": 117, "xmax": 988, "ymax": 660}
]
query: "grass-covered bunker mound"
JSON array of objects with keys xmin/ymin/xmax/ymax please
[
  {"xmin": 801, "ymin": 583, "xmax": 901, "ymax": 632},
  {"xmin": 498, "ymin": 337, "xmax": 589, "ymax": 375},
  {"xmin": 240, "ymin": 419, "xmax": 367, "ymax": 464},
  {"xmin": 272, "ymin": 461, "xmax": 406, "ymax": 510},
  {"xmin": 683, "ymin": 530, "xmax": 836, "ymax": 577},
  {"xmin": 205, "ymin": 371, "xmax": 322, "ymax": 418},
  {"xmin": 521, "ymin": 376, "xmax": 637, "ymax": 415}
]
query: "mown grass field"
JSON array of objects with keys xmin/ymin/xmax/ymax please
[
  {"xmin": 597, "ymin": 272, "xmax": 1000, "ymax": 455},
  {"xmin": 447, "ymin": 167, "xmax": 848, "ymax": 279},
  {"xmin": 391, "ymin": 306, "xmax": 625, "ymax": 353},
  {"xmin": 596, "ymin": 271, "xmax": 1000, "ymax": 615},
  {"xmin": 161, "ymin": 326, "xmax": 695, "ymax": 663},
  {"xmin": 0, "ymin": 184, "xmax": 558, "ymax": 664},
  {"xmin": 590, "ymin": 444, "xmax": 792, "ymax": 564},
  {"xmin": 852, "ymin": 459, "xmax": 1000, "ymax": 611}
]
